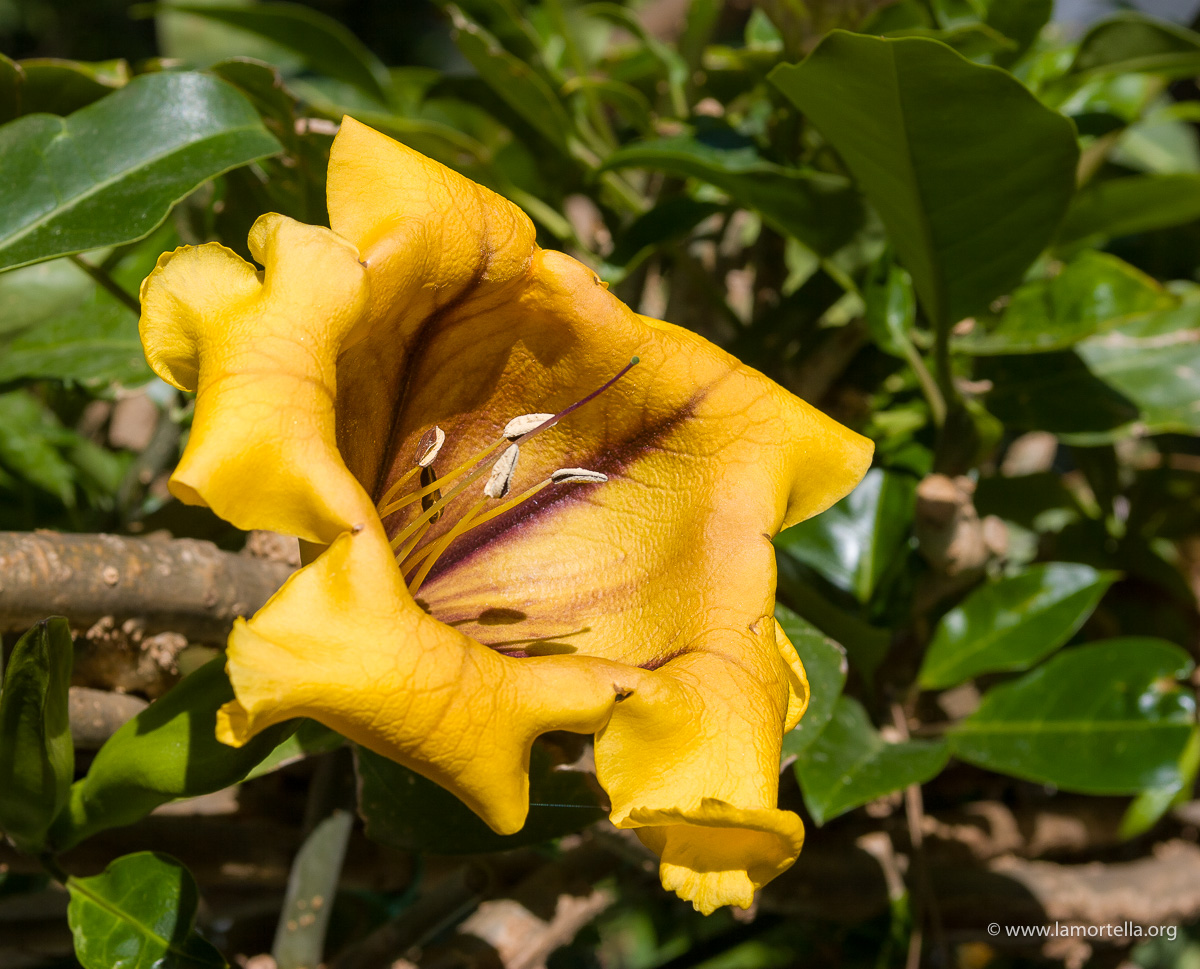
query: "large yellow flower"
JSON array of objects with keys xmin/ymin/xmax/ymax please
[{"xmin": 138, "ymin": 118, "xmax": 872, "ymax": 913}]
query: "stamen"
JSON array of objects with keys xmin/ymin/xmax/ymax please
[
  {"xmin": 378, "ymin": 438, "xmax": 506, "ymax": 519},
  {"xmin": 399, "ymin": 467, "xmax": 608, "ymax": 578},
  {"xmin": 419, "ymin": 465, "xmax": 443, "ymax": 522},
  {"xmin": 375, "ymin": 425, "xmax": 446, "ymax": 510},
  {"xmin": 511, "ymin": 357, "xmax": 640, "ymax": 445},
  {"xmin": 408, "ymin": 499, "xmax": 487, "ymax": 594},
  {"xmin": 504, "ymin": 413, "xmax": 555, "ymax": 439},
  {"xmin": 551, "ymin": 468, "xmax": 608, "ymax": 484},
  {"xmin": 417, "ymin": 426, "xmax": 446, "ymax": 467},
  {"xmin": 484, "ymin": 444, "xmax": 520, "ymax": 499},
  {"xmin": 390, "ymin": 519, "xmax": 430, "ymax": 561}
]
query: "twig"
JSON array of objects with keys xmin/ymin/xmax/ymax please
[
  {"xmin": 0, "ymin": 531, "xmax": 294, "ymax": 643},
  {"xmin": 69, "ymin": 254, "xmax": 141, "ymax": 315},
  {"xmin": 892, "ymin": 702, "xmax": 948, "ymax": 969}
]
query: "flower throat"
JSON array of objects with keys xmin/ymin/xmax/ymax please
[{"xmin": 375, "ymin": 358, "xmax": 639, "ymax": 595}]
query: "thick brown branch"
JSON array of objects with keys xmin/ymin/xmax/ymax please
[{"xmin": 0, "ymin": 531, "xmax": 293, "ymax": 644}]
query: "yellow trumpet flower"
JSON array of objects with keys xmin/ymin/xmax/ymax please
[{"xmin": 138, "ymin": 118, "xmax": 872, "ymax": 914}]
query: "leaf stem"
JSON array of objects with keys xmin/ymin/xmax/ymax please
[{"xmin": 70, "ymin": 254, "xmax": 140, "ymax": 316}]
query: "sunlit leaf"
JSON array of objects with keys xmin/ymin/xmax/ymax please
[
  {"xmin": 0, "ymin": 71, "xmax": 279, "ymax": 271},
  {"xmin": 771, "ymin": 32, "xmax": 1078, "ymax": 328},
  {"xmin": 918, "ymin": 562, "xmax": 1118, "ymax": 689},
  {"xmin": 949, "ymin": 638, "xmax": 1196, "ymax": 794}
]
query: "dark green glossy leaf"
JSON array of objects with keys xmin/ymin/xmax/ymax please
[
  {"xmin": 356, "ymin": 742, "xmax": 603, "ymax": 854},
  {"xmin": 0, "ymin": 618, "xmax": 73, "ymax": 853},
  {"xmin": 0, "ymin": 392, "xmax": 78, "ymax": 504},
  {"xmin": 244, "ymin": 720, "xmax": 344, "ymax": 782},
  {"xmin": 0, "ymin": 258, "xmax": 149, "ymax": 387},
  {"xmin": 864, "ymin": 256, "xmax": 917, "ymax": 359},
  {"xmin": 776, "ymin": 556, "xmax": 893, "ymax": 682},
  {"xmin": 794, "ymin": 697, "xmax": 949, "ymax": 825},
  {"xmin": 1121, "ymin": 725, "xmax": 1200, "ymax": 839},
  {"xmin": 208, "ymin": 57, "xmax": 297, "ymax": 133},
  {"xmin": 602, "ymin": 136, "xmax": 862, "ymax": 255},
  {"xmin": 949, "ymin": 638, "xmax": 1196, "ymax": 794},
  {"xmin": 272, "ymin": 810, "xmax": 352, "ymax": 969},
  {"xmin": 1074, "ymin": 304, "xmax": 1200, "ymax": 438},
  {"xmin": 1071, "ymin": 13, "xmax": 1200, "ymax": 79},
  {"xmin": 18, "ymin": 58, "xmax": 129, "ymax": 115},
  {"xmin": 0, "ymin": 71, "xmax": 280, "ymax": 272},
  {"xmin": 980, "ymin": 351, "xmax": 1140, "ymax": 437},
  {"xmin": 770, "ymin": 32, "xmax": 1078, "ymax": 327},
  {"xmin": 162, "ymin": 2, "xmax": 392, "ymax": 106},
  {"xmin": 447, "ymin": 4, "xmax": 574, "ymax": 153},
  {"xmin": 776, "ymin": 468, "xmax": 916, "ymax": 603},
  {"xmin": 778, "ymin": 605, "xmax": 847, "ymax": 757},
  {"xmin": 956, "ymin": 251, "xmax": 1174, "ymax": 355},
  {"xmin": 1058, "ymin": 175, "xmax": 1200, "ymax": 246},
  {"xmin": 67, "ymin": 852, "xmax": 225, "ymax": 969},
  {"xmin": 918, "ymin": 563, "xmax": 1118, "ymax": 690},
  {"xmin": 607, "ymin": 197, "xmax": 725, "ymax": 270},
  {"xmin": 0, "ymin": 54, "xmax": 21, "ymax": 123},
  {"xmin": 986, "ymin": 0, "xmax": 1052, "ymax": 66},
  {"xmin": 50, "ymin": 658, "xmax": 297, "ymax": 852}
]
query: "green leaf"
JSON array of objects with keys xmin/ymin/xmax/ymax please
[
  {"xmin": 0, "ymin": 70, "xmax": 280, "ymax": 272},
  {"xmin": 956, "ymin": 251, "xmax": 1175, "ymax": 355},
  {"xmin": 985, "ymin": 0, "xmax": 1052, "ymax": 66},
  {"xmin": 447, "ymin": 4, "xmax": 575, "ymax": 154},
  {"xmin": 918, "ymin": 563, "xmax": 1118, "ymax": 690},
  {"xmin": 50, "ymin": 657, "xmax": 297, "ymax": 852},
  {"xmin": 606, "ymin": 197, "xmax": 725, "ymax": 271},
  {"xmin": 1071, "ymin": 13, "xmax": 1200, "ymax": 80},
  {"xmin": 0, "ymin": 258, "xmax": 149, "ymax": 387},
  {"xmin": 243, "ymin": 720, "xmax": 344, "ymax": 782},
  {"xmin": 770, "ymin": 32, "xmax": 1078, "ymax": 328},
  {"xmin": 67, "ymin": 852, "xmax": 225, "ymax": 969},
  {"xmin": 0, "ymin": 618, "xmax": 73, "ymax": 854},
  {"xmin": 356, "ymin": 742, "xmax": 604, "ymax": 854},
  {"xmin": 161, "ymin": 3, "xmax": 393, "ymax": 106},
  {"xmin": 778, "ymin": 606, "xmax": 847, "ymax": 757},
  {"xmin": 272, "ymin": 810, "xmax": 352, "ymax": 969},
  {"xmin": 776, "ymin": 557, "xmax": 893, "ymax": 683},
  {"xmin": 1120, "ymin": 724, "xmax": 1200, "ymax": 840},
  {"xmin": 0, "ymin": 392, "xmax": 79, "ymax": 505},
  {"xmin": 17, "ymin": 58, "xmax": 130, "ymax": 115},
  {"xmin": 864, "ymin": 255, "xmax": 917, "ymax": 359},
  {"xmin": 775, "ymin": 468, "xmax": 917, "ymax": 603},
  {"xmin": 794, "ymin": 697, "xmax": 949, "ymax": 825},
  {"xmin": 1058, "ymin": 175, "xmax": 1200, "ymax": 246},
  {"xmin": 1075, "ymin": 304, "xmax": 1200, "ymax": 439},
  {"xmin": 949, "ymin": 637, "xmax": 1196, "ymax": 794},
  {"xmin": 0, "ymin": 54, "xmax": 22, "ymax": 124},
  {"xmin": 602, "ymin": 136, "xmax": 862, "ymax": 255},
  {"xmin": 980, "ymin": 350, "xmax": 1140, "ymax": 438}
]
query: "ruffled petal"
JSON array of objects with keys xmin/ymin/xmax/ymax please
[
  {"xmin": 595, "ymin": 622, "xmax": 804, "ymax": 912},
  {"xmin": 139, "ymin": 214, "xmax": 374, "ymax": 544},
  {"xmin": 216, "ymin": 517, "xmax": 636, "ymax": 835}
]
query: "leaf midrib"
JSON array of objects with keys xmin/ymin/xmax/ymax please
[{"xmin": 0, "ymin": 119, "xmax": 271, "ymax": 255}]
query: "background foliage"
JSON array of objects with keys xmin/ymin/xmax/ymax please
[{"xmin": 6, "ymin": 1, "xmax": 1200, "ymax": 967}]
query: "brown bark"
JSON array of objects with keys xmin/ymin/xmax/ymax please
[{"xmin": 0, "ymin": 531, "xmax": 293, "ymax": 644}]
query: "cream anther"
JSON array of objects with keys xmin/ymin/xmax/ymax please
[
  {"xmin": 504, "ymin": 413, "xmax": 555, "ymax": 440},
  {"xmin": 415, "ymin": 426, "xmax": 446, "ymax": 467},
  {"xmin": 551, "ymin": 468, "xmax": 608, "ymax": 484},
  {"xmin": 484, "ymin": 444, "xmax": 520, "ymax": 499}
]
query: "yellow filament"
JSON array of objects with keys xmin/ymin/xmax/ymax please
[
  {"xmin": 391, "ymin": 519, "xmax": 431, "ymax": 561},
  {"xmin": 378, "ymin": 438, "xmax": 506, "ymax": 519},
  {"xmin": 375, "ymin": 465, "xmax": 421, "ymax": 512},
  {"xmin": 399, "ymin": 478, "xmax": 553, "ymax": 578},
  {"xmin": 408, "ymin": 500, "xmax": 487, "ymax": 595}
]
